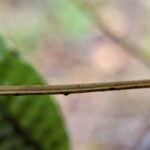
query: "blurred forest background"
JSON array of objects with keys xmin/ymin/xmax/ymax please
[{"xmin": 1, "ymin": 0, "xmax": 150, "ymax": 150}]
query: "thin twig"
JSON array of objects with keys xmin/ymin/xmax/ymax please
[
  {"xmin": 72, "ymin": 0, "xmax": 150, "ymax": 68},
  {"xmin": 0, "ymin": 79, "xmax": 150, "ymax": 96}
]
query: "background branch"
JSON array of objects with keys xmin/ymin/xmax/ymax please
[{"xmin": 72, "ymin": 0, "xmax": 150, "ymax": 68}]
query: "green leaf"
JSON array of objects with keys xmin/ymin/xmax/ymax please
[{"xmin": 0, "ymin": 37, "xmax": 70, "ymax": 150}]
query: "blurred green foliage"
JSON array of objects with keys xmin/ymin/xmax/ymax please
[
  {"xmin": 0, "ymin": 36, "xmax": 70, "ymax": 150},
  {"xmin": 5, "ymin": 14, "xmax": 46, "ymax": 52},
  {"xmin": 57, "ymin": 0, "xmax": 90, "ymax": 38},
  {"xmin": 2, "ymin": 0, "xmax": 90, "ymax": 52}
]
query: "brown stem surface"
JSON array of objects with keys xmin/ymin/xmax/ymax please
[{"xmin": 0, "ymin": 79, "xmax": 150, "ymax": 96}]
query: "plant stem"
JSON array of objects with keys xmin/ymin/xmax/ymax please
[{"xmin": 0, "ymin": 79, "xmax": 150, "ymax": 96}]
